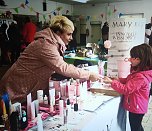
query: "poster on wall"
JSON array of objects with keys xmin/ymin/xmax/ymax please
[
  {"xmin": 107, "ymin": 18, "xmax": 146, "ymax": 77},
  {"xmin": 109, "ymin": 18, "xmax": 146, "ymax": 44}
]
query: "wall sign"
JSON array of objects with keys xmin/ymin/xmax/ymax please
[{"xmin": 107, "ymin": 18, "xmax": 146, "ymax": 77}]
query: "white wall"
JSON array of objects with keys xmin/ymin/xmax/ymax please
[
  {"xmin": 2, "ymin": 0, "xmax": 151, "ymax": 23},
  {"xmin": 73, "ymin": 0, "xmax": 152, "ymax": 43},
  {"xmin": 0, "ymin": 0, "xmax": 73, "ymax": 23},
  {"xmin": 73, "ymin": 0, "xmax": 152, "ymax": 23},
  {"xmin": 1, "ymin": 0, "xmax": 151, "ymax": 25},
  {"xmin": 1, "ymin": 0, "xmax": 151, "ymax": 23},
  {"xmin": 1, "ymin": 0, "xmax": 151, "ymax": 43}
]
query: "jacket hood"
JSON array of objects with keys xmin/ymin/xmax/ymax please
[
  {"xmin": 34, "ymin": 28, "xmax": 67, "ymax": 51},
  {"xmin": 140, "ymin": 70, "xmax": 152, "ymax": 83}
]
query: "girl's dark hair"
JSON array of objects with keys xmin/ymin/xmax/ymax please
[{"xmin": 130, "ymin": 43, "xmax": 152, "ymax": 71}]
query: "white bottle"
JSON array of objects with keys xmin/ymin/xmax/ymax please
[
  {"xmin": 59, "ymin": 100, "xmax": 64, "ymax": 116},
  {"xmin": 49, "ymin": 79, "xmax": 54, "ymax": 89},
  {"xmin": 98, "ymin": 60, "xmax": 105, "ymax": 76},
  {"xmin": 43, "ymin": 95, "xmax": 48, "ymax": 105},
  {"xmin": 37, "ymin": 114, "xmax": 43, "ymax": 131},
  {"xmin": 37, "ymin": 90, "xmax": 43, "ymax": 104}
]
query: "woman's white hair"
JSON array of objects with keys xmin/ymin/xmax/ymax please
[{"xmin": 50, "ymin": 15, "xmax": 74, "ymax": 33}]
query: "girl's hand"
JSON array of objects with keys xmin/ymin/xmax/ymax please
[
  {"xmin": 110, "ymin": 76, "xmax": 118, "ymax": 80},
  {"xmin": 103, "ymin": 76, "xmax": 113, "ymax": 84}
]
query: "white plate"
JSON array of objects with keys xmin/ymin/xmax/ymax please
[{"xmin": 86, "ymin": 54, "xmax": 98, "ymax": 58}]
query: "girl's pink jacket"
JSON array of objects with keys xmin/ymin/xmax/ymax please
[{"xmin": 111, "ymin": 70, "xmax": 152, "ymax": 114}]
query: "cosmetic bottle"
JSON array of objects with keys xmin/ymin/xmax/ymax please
[
  {"xmin": 37, "ymin": 114, "xmax": 43, "ymax": 131},
  {"xmin": 10, "ymin": 111, "xmax": 20, "ymax": 131},
  {"xmin": 59, "ymin": 99, "xmax": 64, "ymax": 116},
  {"xmin": 74, "ymin": 96, "xmax": 78, "ymax": 111},
  {"xmin": 1, "ymin": 99, "xmax": 10, "ymax": 131},
  {"xmin": 20, "ymin": 110, "xmax": 28, "ymax": 130},
  {"xmin": 98, "ymin": 60, "xmax": 105, "ymax": 76},
  {"xmin": 74, "ymin": 103, "xmax": 78, "ymax": 111},
  {"xmin": 49, "ymin": 79, "xmax": 54, "ymax": 89},
  {"xmin": 64, "ymin": 109, "xmax": 68, "ymax": 125},
  {"xmin": 43, "ymin": 95, "xmax": 48, "ymax": 105},
  {"xmin": 66, "ymin": 98, "xmax": 71, "ymax": 111}
]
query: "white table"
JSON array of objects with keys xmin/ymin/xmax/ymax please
[{"xmin": 29, "ymin": 94, "xmax": 131, "ymax": 131}]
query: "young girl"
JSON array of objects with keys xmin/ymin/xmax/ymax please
[{"xmin": 103, "ymin": 43, "xmax": 152, "ymax": 131}]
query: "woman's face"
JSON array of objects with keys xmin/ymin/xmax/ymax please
[{"xmin": 59, "ymin": 29, "xmax": 73, "ymax": 46}]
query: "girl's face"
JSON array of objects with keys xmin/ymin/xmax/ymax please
[
  {"xmin": 58, "ymin": 29, "xmax": 73, "ymax": 46},
  {"xmin": 129, "ymin": 57, "xmax": 141, "ymax": 67}
]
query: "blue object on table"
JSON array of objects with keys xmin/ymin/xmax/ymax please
[{"xmin": 1, "ymin": 92, "xmax": 10, "ymax": 114}]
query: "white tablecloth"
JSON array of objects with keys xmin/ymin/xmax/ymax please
[{"xmin": 29, "ymin": 93, "xmax": 131, "ymax": 131}]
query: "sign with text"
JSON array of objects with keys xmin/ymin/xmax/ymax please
[
  {"xmin": 107, "ymin": 18, "xmax": 146, "ymax": 77},
  {"xmin": 109, "ymin": 18, "xmax": 146, "ymax": 43}
]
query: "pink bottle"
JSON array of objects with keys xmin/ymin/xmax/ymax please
[{"xmin": 98, "ymin": 60, "xmax": 105, "ymax": 76}]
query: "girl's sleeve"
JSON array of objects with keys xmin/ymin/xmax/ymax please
[
  {"xmin": 119, "ymin": 78, "xmax": 127, "ymax": 84},
  {"xmin": 111, "ymin": 74, "xmax": 145, "ymax": 95}
]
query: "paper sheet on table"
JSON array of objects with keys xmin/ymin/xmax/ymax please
[
  {"xmin": 38, "ymin": 111, "xmax": 94, "ymax": 131},
  {"xmin": 82, "ymin": 94, "xmax": 114, "ymax": 112}
]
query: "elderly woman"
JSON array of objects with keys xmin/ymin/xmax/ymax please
[{"xmin": 0, "ymin": 16, "xmax": 101, "ymax": 103}]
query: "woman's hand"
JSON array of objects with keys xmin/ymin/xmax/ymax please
[
  {"xmin": 103, "ymin": 76, "xmax": 113, "ymax": 84},
  {"xmin": 89, "ymin": 72, "xmax": 103, "ymax": 82}
]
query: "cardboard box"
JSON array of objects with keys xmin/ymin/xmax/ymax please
[
  {"xmin": 90, "ymin": 88, "xmax": 120, "ymax": 97},
  {"xmin": 90, "ymin": 82, "xmax": 120, "ymax": 97}
]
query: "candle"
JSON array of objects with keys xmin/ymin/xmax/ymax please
[
  {"xmin": 2, "ymin": 100, "xmax": 7, "ymax": 116},
  {"xmin": 1, "ymin": 99, "xmax": 9, "ymax": 130}
]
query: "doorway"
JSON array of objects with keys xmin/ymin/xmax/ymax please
[{"xmin": 91, "ymin": 24, "xmax": 102, "ymax": 43}]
